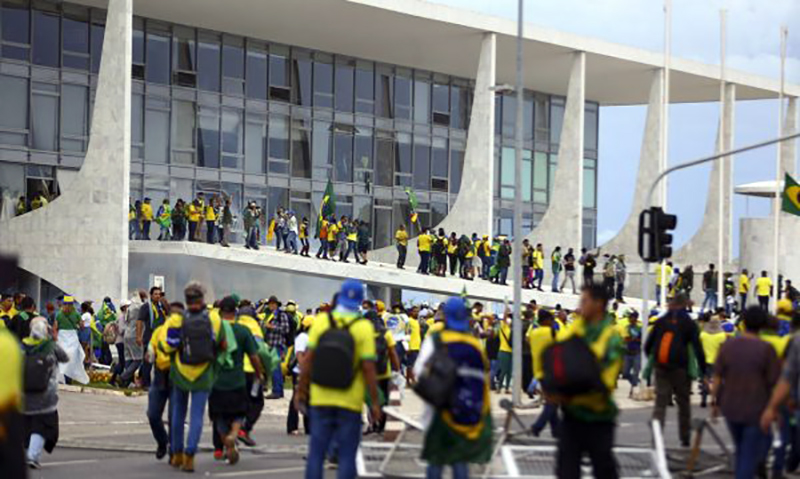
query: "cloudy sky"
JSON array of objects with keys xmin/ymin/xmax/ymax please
[{"xmin": 435, "ymin": 0, "xmax": 800, "ymax": 253}]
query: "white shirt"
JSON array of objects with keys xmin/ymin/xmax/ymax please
[
  {"xmin": 293, "ymin": 332, "xmax": 309, "ymax": 374},
  {"xmin": 81, "ymin": 312, "xmax": 92, "ymax": 330}
]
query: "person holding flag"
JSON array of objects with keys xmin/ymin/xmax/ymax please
[{"xmin": 315, "ymin": 180, "xmax": 336, "ymax": 260}]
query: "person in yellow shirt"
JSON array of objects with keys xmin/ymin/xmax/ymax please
[
  {"xmin": 738, "ymin": 269, "xmax": 752, "ymax": 311},
  {"xmin": 532, "ymin": 243, "xmax": 545, "ymax": 291},
  {"xmin": 529, "ymin": 309, "xmax": 559, "ymax": 436},
  {"xmin": 756, "ymin": 271, "xmax": 773, "ymax": 311},
  {"xmin": 299, "ymin": 217, "xmax": 310, "ymax": 257},
  {"xmin": 140, "ymin": 197, "xmax": 154, "ymax": 240},
  {"xmin": 295, "ymin": 280, "xmax": 380, "ymax": 479},
  {"xmin": 370, "ymin": 312, "xmax": 400, "ymax": 434},
  {"xmin": 417, "ymin": 228, "xmax": 432, "ymax": 275},
  {"xmin": 699, "ymin": 316, "xmax": 727, "ymax": 408},
  {"xmin": 0, "ymin": 325, "xmax": 24, "ymax": 476},
  {"xmin": 497, "ymin": 314, "xmax": 513, "ymax": 394},
  {"xmin": 447, "ymin": 232, "xmax": 459, "ymax": 276},
  {"xmin": 0, "ymin": 294, "xmax": 18, "ymax": 328},
  {"xmin": 395, "ymin": 225, "xmax": 409, "ymax": 269},
  {"xmin": 146, "ymin": 321, "xmax": 173, "ymax": 459},
  {"xmin": 326, "ymin": 216, "xmax": 340, "ymax": 259},
  {"xmin": 654, "ymin": 261, "xmax": 673, "ymax": 306},
  {"xmin": 205, "ymin": 197, "xmax": 218, "ymax": 244},
  {"xmin": 405, "ymin": 307, "xmax": 422, "ymax": 382},
  {"xmin": 187, "ymin": 199, "xmax": 202, "ymax": 242}
]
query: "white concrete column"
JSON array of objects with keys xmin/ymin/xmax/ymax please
[
  {"xmin": 674, "ymin": 83, "xmax": 735, "ymax": 269},
  {"xmin": 781, "ymin": 97, "xmax": 797, "ymax": 176},
  {"xmin": 369, "ymin": 33, "xmax": 496, "ymax": 267},
  {"xmin": 599, "ymin": 68, "xmax": 664, "ymax": 257},
  {"xmin": 0, "ymin": 0, "xmax": 132, "ymax": 303},
  {"xmin": 526, "ymin": 51, "xmax": 585, "ymax": 263}
]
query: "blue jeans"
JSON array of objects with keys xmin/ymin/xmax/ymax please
[
  {"xmin": 271, "ymin": 346, "xmax": 286, "ymax": 397},
  {"xmin": 727, "ymin": 420, "xmax": 771, "ymax": 479},
  {"xmin": 342, "ymin": 240, "xmax": 356, "ymax": 261},
  {"xmin": 552, "ymin": 270, "xmax": 561, "ymax": 292},
  {"xmin": 286, "ymin": 231, "xmax": 298, "ymax": 252},
  {"xmin": 275, "ymin": 227, "xmax": 284, "ymax": 250},
  {"xmin": 426, "ymin": 463, "xmax": 469, "ymax": 479},
  {"xmin": 532, "ymin": 402, "xmax": 561, "ymax": 438},
  {"xmin": 158, "ymin": 224, "xmax": 170, "ymax": 241},
  {"xmin": 170, "ymin": 388, "xmax": 210, "ymax": 456},
  {"xmin": 703, "ymin": 289, "xmax": 718, "ymax": 311},
  {"xmin": 418, "ymin": 251, "xmax": 430, "ymax": 274},
  {"xmin": 147, "ymin": 370, "xmax": 171, "ymax": 449},
  {"xmin": 534, "ymin": 269, "xmax": 544, "ymax": 288},
  {"xmin": 305, "ymin": 407, "xmax": 362, "ymax": 479},
  {"xmin": 489, "ymin": 359, "xmax": 500, "ymax": 389},
  {"xmin": 773, "ymin": 407, "xmax": 792, "ymax": 474},
  {"xmin": 481, "ymin": 256, "xmax": 492, "ymax": 279},
  {"xmin": 129, "ymin": 220, "xmax": 138, "ymax": 240},
  {"xmin": 317, "ymin": 240, "xmax": 329, "ymax": 258},
  {"xmin": 622, "ymin": 354, "xmax": 641, "ymax": 387},
  {"xmin": 655, "ymin": 285, "xmax": 662, "ymax": 305}
]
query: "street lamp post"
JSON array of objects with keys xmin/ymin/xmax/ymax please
[{"xmin": 511, "ymin": 0, "xmax": 525, "ymax": 407}]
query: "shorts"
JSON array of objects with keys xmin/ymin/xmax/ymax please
[{"xmin": 208, "ymin": 388, "xmax": 248, "ymax": 418}]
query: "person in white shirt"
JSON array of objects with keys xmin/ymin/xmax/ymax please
[{"xmin": 287, "ymin": 314, "xmax": 312, "ymax": 435}]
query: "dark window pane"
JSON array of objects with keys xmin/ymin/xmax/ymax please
[
  {"xmin": 145, "ymin": 107, "xmax": 169, "ymax": 163},
  {"xmin": 173, "ymin": 27, "xmax": 195, "ymax": 72},
  {"xmin": 432, "ymin": 82, "xmax": 449, "ymax": 113},
  {"xmin": 355, "ymin": 65, "xmax": 373, "ymax": 114},
  {"xmin": 431, "ymin": 139, "xmax": 447, "ymax": 178},
  {"xmin": 91, "ymin": 22, "xmax": 104, "ymax": 73},
  {"xmin": 395, "ymin": 73, "xmax": 411, "ymax": 120},
  {"xmin": 131, "ymin": 94, "xmax": 143, "ymax": 148},
  {"xmin": 413, "ymin": 79, "xmax": 429, "ymax": 124},
  {"xmin": 550, "ymin": 97, "xmax": 564, "ymax": 147},
  {"xmin": 584, "ymin": 103, "xmax": 598, "ymax": 152},
  {"xmin": 32, "ymin": 10, "xmax": 58, "ymax": 67},
  {"xmin": 431, "ymin": 201, "xmax": 447, "ymax": 226},
  {"xmin": 375, "ymin": 68, "xmax": 393, "ymax": 118},
  {"xmin": 354, "ymin": 131, "xmax": 372, "ymax": 170},
  {"xmin": 246, "ymin": 46, "xmax": 267, "ymax": 100},
  {"xmin": 198, "ymin": 38, "xmax": 220, "ymax": 92},
  {"xmin": 270, "ymin": 50, "xmax": 289, "ymax": 87},
  {"xmin": 172, "ymin": 100, "xmax": 195, "ymax": 164},
  {"xmin": 450, "ymin": 143, "xmax": 464, "ymax": 194},
  {"xmin": 292, "ymin": 53, "xmax": 311, "ymax": 106},
  {"xmin": 221, "ymin": 109, "xmax": 243, "ymax": 155},
  {"xmin": 312, "ymin": 120, "xmax": 331, "ymax": 180},
  {"xmin": 524, "ymin": 93, "xmax": 534, "ymax": 143},
  {"xmin": 245, "ymin": 119, "xmax": 265, "ymax": 174},
  {"xmin": 373, "ymin": 207, "xmax": 391, "ymax": 249},
  {"xmin": 0, "ymin": 75, "xmax": 28, "ymax": 130},
  {"xmin": 198, "ymin": 108, "xmax": 220, "ymax": 168},
  {"xmin": 334, "ymin": 133, "xmax": 353, "ymax": 182},
  {"xmin": 63, "ymin": 17, "xmax": 88, "ymax": 53},
  {"xmin": 32, "ymin": 93, "xmax": 58, "ymax": 151},
  {"xmin": 269, "ymin": 115, "xmax": 289, "ymax": 160},
  {"xmin": 61, "ymin": 84, "xmax": 88, "ymax": 150},
  {"xmin": 313, "ymin": 57, "xmax": 333, "ymax": 109},
  {"xmin": 132, "ymin": 21, "xmax": 144, "ymax": 64},
  {"xmin": 223, "ymin": 42, "xmax": 244, "ymax": 79},
  {"xmin": 451, "ymin": 85, "xmax": 471, "ymax": 130},
  {"xmin": 335, "ymin": 61, "xmax": 354, "ymax": 113},
  {"xmin": 268, "ymin": 187, "xmax": 289, "ymax": 213},
  {"xmin": 413, "ymin": 139, "xmax": 430, "ymax": 190},
  {"xmin": 146, "ymin": 30, "xmax": 170, "ymax": 84},
  {"xmin": 502, "ymin": 94, "xmax": 516, "ymax": 138},
  {"xmin": 2, "ymin": 1, "xmax": 29, "ymax": 45},
  {"xmin": 375, "ymin": 138, "xmax": 393, "ymax": 187},
  {"xmin": 291, "ymin": 126, "xmax": 311, "ymax": 178},
  {"xmin": 395, "ymin": 133, "xmax": 411, "ymax": 174}
]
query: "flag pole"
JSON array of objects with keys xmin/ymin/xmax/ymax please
[{"xmin": 773, "ymin": 26, "xmax": 787, "ymax": 312}]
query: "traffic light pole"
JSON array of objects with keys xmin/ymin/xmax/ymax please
[{"xmin": 639, "ymin": 131, "xmax": 800, "ymax": 359}]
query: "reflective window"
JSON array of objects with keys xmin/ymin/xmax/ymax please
[
  {"xmin": 334, "ymin": 131, "xmax": 353, "ymax": 182},
  {"xmin": 313, "ymin": 54, "xmax": 333, "ymax": 109},
  {"xmin": 584, "ymin": 102, "xmax": 599, "ymax": 152},
  {"xmin": 450, "ymin": 83, "xmax": 471, "ymax": 130},
  {"xmin": 432, "ymin": 81, "xmax": 449, "ymax": 126},
  {"xmin": 431, "ymin": 137, "xmax": 447, "ymax": 177},
  {"xmin": 534, "ymin": 94, "xmax": 549, "ymax": 148},
  {"xmin": 245, "ymin": 42, "xmax": 267, "ymax": 100},
  {"xmin": 268, "ymin": 114, "xmax": 289, "ymax": 160},
  {"xmin": 222, "ymin": 36, "xmax": 244, "ymax": 95},
  {"xmin": 355, "ymin": 62, "xmax": 374, "ymax": 114},
  {"xmin": 550, "ymin": 97, "xmax": 565, "ymax": 149},
  {"xmin": 521, "ymin": 149, "xmax": 532, "ymax": 202},
  {"xmin": 292, "ymin": 50, "xmax": 311, "ymax": 106},
  {"xmin": 291, "ymin": 119, "xmax": 311, "ymax": 178},
  {"xmin": 268, "ymin": 186, "xmax": 289, "ymax": 212},
  {"xmin": 524, "ymin": 93, "xmax": 534, "ymax": 144},
  {"xmin": 32, "ymin": 9, "xmax": 59, "ymax": 67},
  {"xmin": 61, "ymin": 84, "xmax": 88, "ymax": 152},
  {"xmin": 373, "ymin": 206, "xmax": 392, "ymax": 248},
  {"xmin": 375, "ymin": 134, "xmax": 393, "ymax": 187},
  {"xmin": 132, "ymin": 18, "xmax": 144, "ymax": 65},
  {"xmin": 146, "ymin": 25, "xmax": 170, "ymax": 84},
  {"xmin": 312, "ymin": 120, "xmax": 331, "ymax": 180},
  {"xmin": 395, "ymin": 133, "xmax": 411, "ymax": 174},
  {"xmin": 375, "ymin": 66, "xmax": 393, "ymax": 119},
  {"xmin": 269, "ymin": 45, "xmax": 290, "ymax": 101},
  {"xmin": 354, "ymin": 128, "xmax": 372, "ymax": 184},
  {"xmin": 413, "ymin": 77, "xmax": 430, "ymax": 124},
  {"xmin": 583, "ymin": 167, "xmax": 596, "ymax": 208},
  {"xmin": 0, "ymin": 75, "xmax": 28, "ymax": 131},
  {"xmin": 198, "ymin": 106, "xmax": 220, "ymax": 168},
  {"xmin": 131, "ymin": 93, "xmax": 144, "ymax": 159},
  {"xmin": 221, "ymin": 108, "xmax": 243, "ymax": 168},
  {"xmin": 502, "ymin": 94, "xmax": 516, "ymax": 138},
  {"xmin": 450, "ymin": 140, "xmax": 464, "ymax": 195},
  {"xmin": 173, "ymin": 26, "xmax": 196, "ymax": 73},
  {"xmin": 500, "ymin": 147, "xmax": 514, "ymax": 199},
  {"xmin": 413, "ymin": 136, "xmax": 429, "ymax": 190},
  {"xmin": 335, "ymin": 59, "xmax": 354, "ymax": 112},
  {"xmin": 32, "ymin": 88, "xmax": 58, "ymax": 151},
  {"xmin": 172, "ymin": 100, "xmax": 195, "ymax": 165},
  {"xmin": 2, "ymin": 0, "xmax": 29, "ymax": 50},
  {"xmin": 197, "ymin": 33, "xmax": 220, "ymax": 92},
  {"xmin": 245, "ymin": 115, "xmax": 266, "ymax": 174},
  {"xmin": 90, "ymin": 20, "xmax": 104, "ymax": 74},
  {"xmin": 145, "ymin": 99, "xmax": 169, "ymax": 164},
  {"xmin": 62, "ymin": 10, "xmax": 89, "ymax": 70},
  {"xmin": 395, "ymin": 70, "xmax": 411, "ymax": 120}
]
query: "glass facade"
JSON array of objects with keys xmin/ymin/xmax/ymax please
[{"xmin": 0, "ymin": 0, "xmax": 598, "ymax": 248}]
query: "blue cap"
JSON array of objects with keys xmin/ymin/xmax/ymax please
[
  {"xmin": 338, "ymin": 279, "xmax": 364, "ymax": 311},
  {"xmin": 443, "ymin": 297, "xmax": 469, "ymax": 332}
]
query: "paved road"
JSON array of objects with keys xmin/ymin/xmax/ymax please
[{"xmin": 32, "ymin": 388, "xmax": 731, "ymax": 478}]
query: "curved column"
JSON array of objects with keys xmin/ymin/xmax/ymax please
[
  {"xmin": 781, "ymin": 97, "xmax": 797, "ymax": 176},
  {"xmin": 370, "ymin": 32, "xmax": 496, "ymax": 267},
  {"xmin": 673, "ymin": 83, "xmax": 735, "ymax": 268},
  {"xmin": 0, "ymin": 0, "xmax": 132, "ymax": 303},
  {"xmin": 524, "ymin": 52, "xmax": 585, "ymax": 278},
  {"xmin": 599, "ymin": 69, "xmax": 664, "ymax": 256}
]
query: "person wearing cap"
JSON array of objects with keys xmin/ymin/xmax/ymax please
[
  {"xmin": 262, "ymin": 295, "xmax": 291, "ymax": 400},
  {"xmin": 414, "ymin": 297, "xmax": 492, "ymax": 478},
  {"xmin": 235, "ymin": 300, "xmax": 267, "ymax": 446},
  {"xmin": 288, "ymin": 314, "xmax": 314, "ymax": 436},
  {"xmin": 210, "ymin": 297, "xmax": 264, "ymax": 465},
  {"xmin": 297, "ymin": 279, "xmax": 380, "ymax": 479},
  {"xmin": 644, "ymin": 292, "xmax": 706, "ymax": 447}
]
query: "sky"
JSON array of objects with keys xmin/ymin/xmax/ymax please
[{"xmin": 434, "ymin": 0, "xmax": 800, "ymax": 253}]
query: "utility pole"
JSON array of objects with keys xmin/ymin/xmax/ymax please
[{"xmin": 511, "ymin": 0, "xmax": 525, "ymax": 407}]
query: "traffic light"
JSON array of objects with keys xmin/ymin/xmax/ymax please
[{"xmin": 638, "ymin": 207, "xmax": 678, "ymax": 263}]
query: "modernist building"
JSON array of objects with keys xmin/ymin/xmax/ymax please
[{"xmin": 0, "ymin": 0, "xmax": 796, "ymax": 306}]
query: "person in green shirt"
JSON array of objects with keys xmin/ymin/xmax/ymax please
[
  {"xmin": 210, "ymin": 296, "xmax": 264, "ymax": 465},
  {"xmin": 551, "ymin": 246, "xmax": 563, "ymax": 293}
]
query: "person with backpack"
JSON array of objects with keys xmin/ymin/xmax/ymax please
[
  {"xmin": 413, "ymin": 297, "xmax": 493, "ymax": 479},
  {"xmin": 262, "ymin": 296, "xmax": 292, "ymax": 400},
  {"xmin": 296, "ymin": 279, "xmax": 380, "ymax": 479},
  {"xmin": 9, "ymin": 295, "xmax": 37, "ymax": 342},
  {"xmin": 210, "ymin": 297, "xmax": 265, "ymax": 465},
  {"xmin": 543, "ymin": 284, "xmax": 623, "ymax": 479},
  {"xmin": 644, "ymin": 293, "xmax": 706, "ymax": 447},
  {"xmin": 22, "ymin": 317, "xmax": 69, "ymax": 469},
  {"xmin": 161, "ymin": 282, "xmax": 226, "ymax": 473}
]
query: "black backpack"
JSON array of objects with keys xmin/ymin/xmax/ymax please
[
  {"xmin": 368, "ymin": 312, "xmax": 390, "ymax": 376},
  {"xmin": 541, "ymin": 336, "xmax": 605, "ymax": 397},
  {"xmin": 312, "ymin": 314, "xmax": 361, "ymax": 389},
  {"xmin": 180, "ymin": 310, "xmax": 216, "ymax": 365},
  {"xmin": 24, "ymin": 351, "xmax": 52, "ymax": 393},
  {"xmin": 413, "ymin": 334, "xmax": 457, "ymax": 409}
]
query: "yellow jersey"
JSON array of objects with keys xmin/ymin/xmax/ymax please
[
  {"xmin": 532, "ymin": 250, "xmax": 544, "ymax": 270},
  {"xmin": 418, "ymin": 234, "xmax": 432, "ymax": 252},
  {"xmin": 407, "ymin": 318, "xmax": 421, "ymax": 351},
  {"xmin": 699, "ymin": 331, "xmax": 727, "ymax": 365},
  {"xmin": 738, "ymin": 274, "xmax": 750, "ymax": 294},
  {"xmin": 140, "ymin": 202, "xmax": 153, "ymax": 221},
  {"xmin": 377, "ymin": 331, "xmax": 397, "ymax": 380},
  {"xmin": 188, "ymin": 204, "xmax": 201, "ymax": 222},
  {"xmin": 395, "ymin": 229, "xmax": 409, "ymax": 247},
  {"xmin": 528, "ymin": 326, "xmax": 555, "ymax": 380},
  {"xmin": 205, "ymin": 205, "xmax": 217, "ymax": 221},
  {"xmin": 498, "ymin": 322, "xmax": 512, "ymax": 353},
  {"xmin": 327, "ymin": 223, "xmax": 339, "ymax": 242},
  {"xmin": 756, "ymin": 277, "xmax": 773, "ymax": 297}
]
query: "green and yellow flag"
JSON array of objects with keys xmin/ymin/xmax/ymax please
[
  {"xmin": 316, "ymin": 179, "xmax": 336, "ymax": 235},
  {"xmin": 404, "ymin": 187, "xmax": 419, "ymax": 224},
  {"xmin": 784, "ymin": 173, "xmax": 800, "ymax": 217}
]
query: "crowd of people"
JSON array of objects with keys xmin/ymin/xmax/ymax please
[{"xmin": 2, "ymin": 268, "xmax": 800, "ymax": 478}]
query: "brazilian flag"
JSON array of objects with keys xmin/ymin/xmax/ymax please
[
  {"xmin": 784, "ymin": 173, "xmax": 800, "ymax": 217},
  {"xmin": 404, "ymin": 187, "xmax": 419, "ymax": 224},
  {"xmin": 316, "ymin": 179, "xmax": 336, "ymax": 236}
]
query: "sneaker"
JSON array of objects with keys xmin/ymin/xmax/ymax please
[
  {"xmin": 237, "ymin": 429, "xmax": 257, "ymax": 447},
  {"xmin": 213, "ymin": 449, "xmax": 224, "ymax": 461},
  {"xmin": 28, "ymin": 460, "xmax": 41, "ymax": 470},
  {"xmin": 156, "ymin": 444, "xmax": 168, "ymax": 460}
]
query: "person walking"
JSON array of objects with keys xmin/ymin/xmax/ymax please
[
  {"xmin": 316, "ymin": 216, "xmax": 330, "ymax": 259},
  {"xmin": 701, "ymin": 264, "xmax": 719, "ymax": 312},
  {"xmin": 156, "ymin": 199, "xmax": 172, "ymax": 241},
  {"xmin": 644, "ymin": 293, "xmax": 706, "ymax": 447},
  {"xmin": 263, "ymin": 296, "xmax": 292, "ymax": 399},
  {"xmin": 145, "ymin": 308, "xmax": 174, "ymax": 461},
  {"xmin": 560, "ymin": 248, "xmax": 577, "ymax": 294},
  {"xmin": 299, "ymin": 217, "xmax": 310, "ymax": 257},
  {"xmin": 341, "ymin": 218, "xmax": 357, "ymax": 262},
  {"xmin": 161, "ymin": 282, "xmax": 226, "ymax": 473},
  {"xmin": 532, "ymin": 244, "xmax": 545, "ymax": 291},
  {"xmin": 234, "ymin": 301, "xmax": 268, "ymax": 447},
  {"xmin": 287, "ymin": 315, "xmax": 313, "ymax": 436},
  {"xmin": 137, "ymin": 286, "xmax": 168, "ymax": 390},
  {"xmin": 738, "ymin": 269, "xmax": 751, "ymax": 311},
  {"xmin": 395, "ymin": 225, "xmax": 408, "ymax": 269},
  {"xmin": 755, "ymin": 271, "xmax": 773, "ymax": 311},
  {"xmin": 414, "ymin": 297, "xmax": 493, "ymax": 479},
  {"xmin": 699, "ymin": 315, "xmax": 727, "ymax": 408},
  {"xmin": 417, "ymin": 228, "xmax": 432, "ymax": 275},
  {"xmin": 219, "ymin": 197, "xmax": 234, "ymax": 247},
  {"xmin": 711, "ymin": 307, "xmax": 780, "ymax": 479},
  {"xmin": 296, "ymin": 280, "xmax": 381, "ymax": 479},
  {"xmin": 551, "ymin": 246, "xmax": 563, "ymax": 293},
  {"xmin": 496, "ymin": 312, "xmax": 513, "ymax": 394},
  {"xmin": 118, "ymin": 293, "xmax": 144, "ymax": 388},
  {"xmin": 286, "ymin": 211, "xmax": 299, "ymax": 254},
  {"xmin": 621, "ymin": 310, "xmax": 642, "ymax": 398},
  {"xmin": 529, "ymin": 309, "xmax": 559, "ymax": 437}
]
